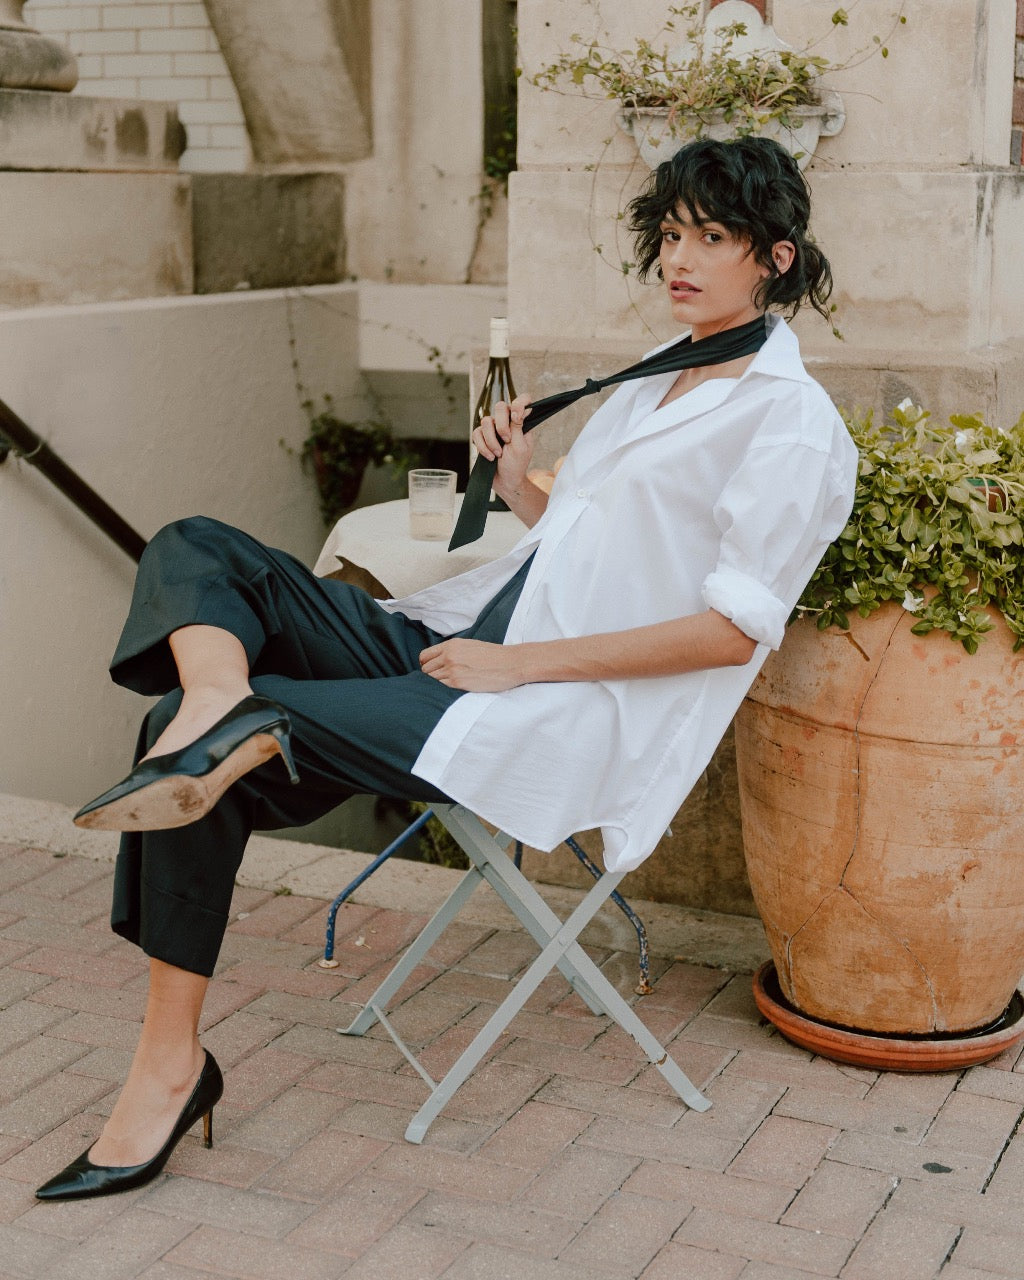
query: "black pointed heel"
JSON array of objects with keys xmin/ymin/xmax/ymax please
[
  {"xmin": 35, "ymin": 1050, "xmax": 224, "ymax": 1202},
  {"xmin": 73, "ymin": 694, "xmax": 299, "ymax": 832}
]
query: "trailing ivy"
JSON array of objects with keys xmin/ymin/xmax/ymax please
[
  {"xmin": 796, "ymin": 402, "xmax": 1024, "ymax": 653},
  {"xmin": 529, "ymin": 4, "xmax": 905, "ymax": 145}
]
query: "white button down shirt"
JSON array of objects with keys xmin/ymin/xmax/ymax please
[{"xmin": 382, "ymin": 316, "xmax": 857, "ymax": 872}]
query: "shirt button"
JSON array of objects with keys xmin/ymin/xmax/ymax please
[{"xmin": 576, "ymin": 488, "xmax": 588, "ymax": 500}]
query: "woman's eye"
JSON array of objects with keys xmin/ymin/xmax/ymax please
[{"xmin": 703, "ymin": 231, "xmax": 724, "ymax": 244}]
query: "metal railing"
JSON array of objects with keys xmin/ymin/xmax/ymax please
[{"xmin": 0, "ymin": 395, "xmax": 147, "ymax": 563}]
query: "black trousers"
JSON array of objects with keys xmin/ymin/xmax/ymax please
[{"xmin": 108, "ymin": 516, "xmax": 529, "ymax": 977}]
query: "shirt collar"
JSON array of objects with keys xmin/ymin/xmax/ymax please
[{"xmin": 643, "ymin": 313, "xmax": 812, "ymax": 387}]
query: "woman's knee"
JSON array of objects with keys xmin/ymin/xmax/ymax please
[{"xmin": 146, "ymin": 515, "xmax": 232, "ymax": 557}]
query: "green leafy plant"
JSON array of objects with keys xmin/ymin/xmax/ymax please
[
  {"xmin": 530, "ymin": 4, "xmax": 903, "ymax": 145},
  {"xmin": 796, "ymin": 402, "xmax": 1024, "ymax": 653},
  {"xmin": 300, "ymin": 396, "xmax": 420, "ymax": 527}
]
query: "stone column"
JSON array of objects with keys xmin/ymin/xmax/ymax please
[
  {"xmin": 0, "ymin": 0, "xmax": 77, "ymax": 91},
  {"xmin": 202, "ymin": 0, "xmax": 371, "ymax": 166}
]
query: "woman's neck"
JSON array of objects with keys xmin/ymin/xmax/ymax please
[{"xmin": 656, "ymin": 352, "xmax": 757, "ymax": 411}]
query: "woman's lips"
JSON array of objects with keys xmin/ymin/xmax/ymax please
[{"xmin": 669, "ymin": 281, "xmax": 701, "ymax": 297}]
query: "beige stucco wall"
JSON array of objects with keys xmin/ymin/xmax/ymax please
[{"xmin": 0, "ymin": 285, "xmax": 362, "ymax": 807}]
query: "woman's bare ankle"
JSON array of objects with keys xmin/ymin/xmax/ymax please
[
  {"xmin": 144, "ymin": 684, "xmax": 253, "ymax": 760},
  {"xmin": 88, "ymin": 1044, "xmax": 206, "ymax": 1167}
]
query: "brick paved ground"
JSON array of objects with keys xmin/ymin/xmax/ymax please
[{"xmin": 1, "ymin": 835, "xmax": 1023, "ymax": 1280}]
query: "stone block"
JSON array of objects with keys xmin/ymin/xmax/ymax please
[
  {"xmin": 796, "ymin": 335, "xmax": 1024, "ymax": 429},
  {"xmin": 517, "ymin": 0, "xmax": 672, "ymax": 172},
  {"xmin": 362, "ymin": 369, "xmax": 470, "ymax": 442},
  {"xmin": 808, "ymin": 168, "xmax": 1016, "ymax": 350},
  {"xmin": 191, "ymin": 171, "xmax": 344, "ymax": 294},
  {"xmin": 0, "ymin": 171, "xmax": 192, "ymax": 306},
  {"xmin": 780, "ymin": 0, "xmax": 1014, "ymax": 170},
  {"xmin": 0, "ymin": 88, "xmax": 185, "ymax": 171}
]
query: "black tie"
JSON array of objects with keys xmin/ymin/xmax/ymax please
[{"xmin": 448, "ymin": 314, "xmax": 769, "ymax": 550}]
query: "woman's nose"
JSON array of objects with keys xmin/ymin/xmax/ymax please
[{"xmin": 665, "ymin": 236, "xmax": 692, "ymax": 270}]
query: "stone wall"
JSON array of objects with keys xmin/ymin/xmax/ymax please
[
  {"xmin": 23, "ymin": 0, "xmax": 250, "ymax": 171},
  {"xmin": 511, "ymin": 0, "xmax": 1023, "ymax": 417}
]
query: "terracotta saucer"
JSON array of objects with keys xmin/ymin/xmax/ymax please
[{"xmin": 752, "ymin": 962, "xmax": 1024, "ymax": 1072}]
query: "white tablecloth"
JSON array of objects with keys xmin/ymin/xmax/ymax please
[{"xmin": 314, "ymin": 497, "xmax": 524, "ymax": 598}]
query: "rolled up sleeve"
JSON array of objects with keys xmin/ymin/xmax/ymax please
[
  {"xmin": 701, "ymin": 435, "xmax": 855, "ymax": 650},
  {"xmin": 701, "ymin": 565, "xmax": 790, "ymax": 649}
]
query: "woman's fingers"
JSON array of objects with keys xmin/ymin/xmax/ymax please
[
  {"xmin": 472, "ymin": 420, "xmax": 500, "ymax": 460},
  {"xmin": 473, "ymin": 396, "xmax": 533, "ymax": 461}
]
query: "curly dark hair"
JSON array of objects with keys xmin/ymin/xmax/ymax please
[{"xmin": 627, "ymin": 135, "xmax": 833, "ymax": 323}]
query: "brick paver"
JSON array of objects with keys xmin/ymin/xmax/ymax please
[{"xmin": 1, "ymin": 837, "xmax": 1024, "ymax": 1280}]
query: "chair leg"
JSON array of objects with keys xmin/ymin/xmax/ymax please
[
  {"xmin": 404, "ymin": 867, "xmax": 654, "ymax": 1142},
  {"xmin": 338, "ymin": 803, "xmax": 710, "ymax": 1144},
  {"xmin": 435, "ymin": 805, "xmax": 608, "ymax": 1015},
  {"xmin": 338, "ymin": 862, "xmax": 483, "ymax": 1036}
]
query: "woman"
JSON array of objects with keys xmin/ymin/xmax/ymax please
[{"xmin": 37, "ymin": 136, "xmax": 857, "ymax": 1200}]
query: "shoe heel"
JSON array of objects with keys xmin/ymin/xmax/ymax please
[
  {"xmin": 273, "ymin": 727, "xmax": 300, "ymax": 786},
  {"xmin": 203, "ymin": 1109, "xmax": 213, "ymax": 1149}
]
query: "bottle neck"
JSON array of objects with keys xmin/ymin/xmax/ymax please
[{"xmin": 489, "ymin": 320, "xmax": 510, "ymax": 360}]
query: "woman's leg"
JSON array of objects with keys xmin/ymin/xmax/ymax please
[
  {"xmin": 85, "ymin": 667, "xmax": 460, "ymax": 1180},
  {"xmin": 51, "ymin": 518, "xmax": 526, "ymax": 1190},
  {"xmin": 79, "ymin": 518, "xmax": 444, "ymax": 830},
  {"xmin": 143, "ymin": 625, "xmax": 252, "ymax": 760},
  {"xmin": 87, "ymin": 959, "xmax": 208, "ymax": 1167}
]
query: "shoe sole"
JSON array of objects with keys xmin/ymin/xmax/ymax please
[{"xmin": 73, "ymin": 734, "xmax": 287, "ymax": 831}]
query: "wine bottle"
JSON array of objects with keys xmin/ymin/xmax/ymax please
[{"xmin": 473, "ymin": 317, "xmax": 516, "ymax": 512}]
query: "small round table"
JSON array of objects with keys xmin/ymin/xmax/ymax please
[{"xmin": 314, "ymin": 497, "xmax": 524, "ymax": 597}]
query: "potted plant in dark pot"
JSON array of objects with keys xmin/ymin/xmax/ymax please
[
  {"xmin": 735, "ymin": 401, "xmax": 1024, "ymax": 1070},
  {"xmin": 301, "ymin": 396, "xmax": 418, "ymax": 527}
]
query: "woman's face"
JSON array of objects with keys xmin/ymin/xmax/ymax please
[{"xmin": 658, "ymin": 204, "xmax": 788, "ymax": 339}]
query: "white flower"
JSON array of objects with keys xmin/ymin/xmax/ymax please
[
  {"xmin": 954, "ymin": 429, "xmax": 974, "ymax": 453},
  {"xmin": 902, "ymin": 590, "xmax": 924, "ymax": 613}
]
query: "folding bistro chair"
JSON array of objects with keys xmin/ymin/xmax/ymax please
[{"xmin": 325, "ymin": 802, "xmax": 711, "ymax": 1143}]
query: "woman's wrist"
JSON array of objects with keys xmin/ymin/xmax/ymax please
[{"xmin": 493, "ymin": 474, "xmax": 548, "ymax": 526}]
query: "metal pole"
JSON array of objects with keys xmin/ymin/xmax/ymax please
[{"xmin": 0, "ymin": 395, "xmax": 147, "ymax": 563}]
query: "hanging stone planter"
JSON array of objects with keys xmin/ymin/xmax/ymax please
[{"xmin": 617, "ymin": 96, "xmax": 845, "ymax": 171}]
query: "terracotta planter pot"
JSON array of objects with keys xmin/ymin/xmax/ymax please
[{"xmin": 735, "ymin": 604, "xmax": 1024, "ymax": 1037}]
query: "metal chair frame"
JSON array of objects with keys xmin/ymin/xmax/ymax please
[{"xmin": 332, "ymin": 802, "xmax": 710, "ymax": 1143}]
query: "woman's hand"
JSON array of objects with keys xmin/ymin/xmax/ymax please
[
  {"xmin": 473, "ymin": 393, "xmax": 549, "ymax": 528},
  {"xmin": 473, "ymin": 394, "xmax": 534, "ymax": 493},
  {"xmin": 419, "ymin": 638, "xmax": 526, "ymax": 692}
]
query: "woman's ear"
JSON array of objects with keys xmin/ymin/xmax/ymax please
[{"xmin": 772, "ymin": 241, "xmax": 796, "ymax": 276}]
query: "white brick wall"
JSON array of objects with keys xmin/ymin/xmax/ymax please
[{"xmin": 24, "ymin": 0, "xmax": 251, "ymax": 171}]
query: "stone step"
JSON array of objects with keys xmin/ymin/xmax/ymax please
[{"xmin": 0, "ymin": 87, "xmax": 185, "ymax": 173}]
